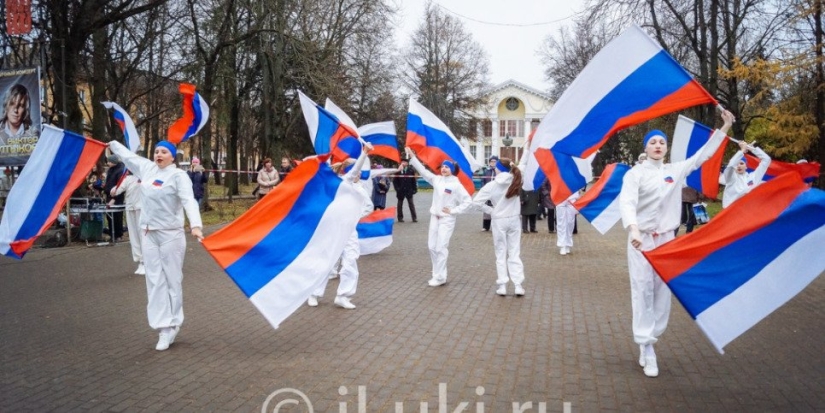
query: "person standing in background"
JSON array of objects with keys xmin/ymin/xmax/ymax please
[
  {"xmin": 393, "ymin": 157, "xmax": 418, "ymax": 223},
  {"xmin": 103, "ymin": 155, "xmax": 126, "ymax": 242},
  {"xmin": 256, "ymin": 158, "xmax": 280, "ymax": 201},
  {"xmin": 187, "ymin": 157, "xmax": 208, "ymax": 209},
  {"xmin": 480, "ymin": 156, "xmax": 498, "ymax": 231}
]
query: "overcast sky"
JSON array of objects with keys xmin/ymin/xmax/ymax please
[{"xmin": 394, "ymin": 0, "xmax": 586, "ymax": 93}]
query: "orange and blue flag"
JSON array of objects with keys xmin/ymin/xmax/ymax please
[
  {"xmin": 572, "ymin": 163, "xmax": 630, "ymax": 235},
  {"xmin": 526, "ymin": 25, "xmax": 717, "ymax": 204},
  {"xmin": 298, "ymin": 92, "xmax": 361, "ymax": 163},
  {"xmin": 359, "ymin": 121, "xmax": 400, "ymax": 163},
  {"xmin": 201, "ymin": 156, "xmax": 363, "ymax": 329},
  {"xmin": 671, "ymin": 115, "xmax": 729, "ymax": 199},
  {"xmin": 745, "ymin": 155, "xmax": 820, "ymax": 185},
  {"xmin": 357, "ymin": 207, "xmax": 396, "ymax": 255},
  {"xmin": 167, "ymin": 83, "xmax": 210, "ymax": 144},
  {"xmin": 643, "ymin": 173, "xmax": 825, "ymax": 353},
  {"xmin": 101, "ymin": 101, "xmax": 141, "ymax": 152},
  {"xmin": 406, "ymin": 99, "xmax": 482, "ymax": 195},
  {"xmin": 0, "ymin": 125, "xmax": 106, "ymax": 258}
]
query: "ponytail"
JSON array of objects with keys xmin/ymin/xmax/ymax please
[{"xmin": 504, "ymin": 159, "xmax": 522, "ymax": 198}]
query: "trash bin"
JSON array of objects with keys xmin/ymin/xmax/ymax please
[{"xmin": 79, "ymin": 218, "xmax": 103, "ymax": 242}]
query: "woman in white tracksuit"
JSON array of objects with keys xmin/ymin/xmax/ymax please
[
  {"xmin": 109, "ymin": 140, "xmax": 203, "ymax": 351},
  {"xmin": 619, "ymin": 109, "xmax": 734, "ymax": 377},
  {"xmin": 406, "ymin": 147, "xmax": 472, "ymax": 287},
  {"xmin": 555, "ymin": 191, "xmax": 580, "ymax": 255},
  {"xmin": 307, "ymin": 144, "xmax": 374, "ymax": 309},
  {"xmin": 472, "ymin": 157, "xmax": 526, "ymax": 296},
  {"xmin": 112, "ymin": 172, "xmax": 144, "ymax": 274},
  {"xmin": 722, "ymin": 140, "xmax": 771, "ymax": 208}
]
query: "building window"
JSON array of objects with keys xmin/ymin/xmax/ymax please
[
  {"xmin": 79, "ymin": 90, "xmax": 86, "ymax": 103},
  {"xmin": 498, "ymin": 120, "xmax": 524, "ymax": 137},
  {"xmin": 482, "ymin": 119, "xmax": 492, "ymax": 137},
  {"xmin": 484, "ymin": 145, "xmax": 492, "ymax": 161},
  {"xmin": 470, "ymin": 145, "xmax": 477, "ymax": 159}
]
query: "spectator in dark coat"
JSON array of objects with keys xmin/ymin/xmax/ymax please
[
  {"xmin": 392, "ymin": 158, "xmax": 418, "ymax": 222},
  {"xmin": 480, "ymin": 156, "xmax": 498, "ymax": 231},
  {"xmin": 520, "ymin": 189, "xmax": 539, "ymax": 233},
  {"xmin": 187, "ymin": 157, "xmax": 208, "ymax": 209},
  {"xmin": 103, "ymin": 155, "xmax": 126, "ymax": 241},
  {"xmin": 539, "ymin": 179, "xmax": 556, "ymax": 233}
]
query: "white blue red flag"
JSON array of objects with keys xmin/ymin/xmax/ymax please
[
  {"xmin": 359, "ymin": 121, "xmax": 400, "ymax": 163},
  {"xmin": 0, "ymin": 125, "xmax": 106, "ymax": 258},
  {"xmin": 167, "ymin": 83, "xmax": 210, "ymax": 144},
  {"xmin": 406, "ymin": 99, "xmax": 482, "ymax": 195},
  {"xmin": 745, "ymin": 155, "xmax": 820, "ymax": 185},
  {"xmin": 526, "ymin": 24, "xmax": 717, "ymax": 204},
  {"xmin": 643, "ymin": 173, "xmax": 825, "ymax": 353},
  {"xmin": 101, "ymin": 101, "xmax": 141, "ymax": 152},
  {"xmin": 671, "ymin": 115, "xmax": 729, "ymax": 199},
  {"xmin": 298, "ymin": 91, "xmax": 361, "ymax": 163},
  {"xmin": 572, "ymin": 163, "xmax": 630, "ymax": 235},
  {"xmin": 357, "ymin": 207, "xmax": 396, "ymax": 255},
  {"xmin": 201, "ymin": 156, "xmax": 363, "ymax": 329}
]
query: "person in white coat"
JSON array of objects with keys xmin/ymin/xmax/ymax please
[
  {"xmin": 722, "ymin": 140, "xmax": 771, "ymax": 208},
  {"xmin": 307, "ymin": 143, "xmax": 374, "ymax": 309},
  {"xmin": 555, "ymin": 191, "xmax": 580, "ymax": 255},
  {"xmin": 472, "ymin": 157, "xmax": 526, "ymax": 296},
  {"xmin": 405, "ymin": 147, "xmax": 473, "ymax": 287},
  {"xmin": 619, "ymin": 109, "xmax": 735, "ymax": 377},
  {"xmin": 109, "ymin": 140, "xmax": 203, "ymax": 351},
  {"xmin": 111, "ymin": 172, "xmax": 144, "ymax": 274}
]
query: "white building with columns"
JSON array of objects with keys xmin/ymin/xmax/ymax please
[{"xmin": 463, "ymin": 79, "xmax": 554, "ymax": 165}]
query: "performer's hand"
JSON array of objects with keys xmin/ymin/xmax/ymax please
[
  {"xmin": 191, "ymin": 227, "xmax": 204, "ymax": 242},
  {"xmin": 442, "ymin": 207, "xmax": 451, "ymax": 214},
  {"xmin": 405, "ymin": 147, "xmax": 414, "ymax": 158},
  {"xmin": 364, "ymin": 142, "xmax": 374, "ymax": 152},
  {"xmin": 629, "ymin": 225, "xmax": 642, "ymax": 250}
]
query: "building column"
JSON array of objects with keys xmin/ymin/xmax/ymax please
[{"xmin": 491, "ymin": 118, "xmax": 499, "ymax": 159}]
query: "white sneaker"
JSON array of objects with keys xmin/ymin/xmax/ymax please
[
  {"xmin": 307, "ymin": 295, "xmax": 319, "ymax": 307},
  {"xmin": 427, "ymin": 277, "xmax": 447, "ymax": 287},
  {"xmin": 135, "ymin": 263, "xmax": 145, "ymax": 275},
  {"xmin": 334, "ymin": 296, "xmax": 356, "ymax": 309},
  {"xmin": 643, "ymin": 355, "xmax": 659, "ymax": 377},
  {"xmin": 155, "ymin": 330, "xmax": 171, "ymax": 351},
  {"xmin": 514, "ymin": 284, "xmax": 525, "ymax": 297},
  {"xmin": 329, "ymin": 271, "xmax": 339, "ymax": 279},
  {"xmin": 496, "ymin": 285, "xmax": 507, "ymax": 296},
  {"xmin": 560, "ymin": 247, "xmax": 568, "ymax": 255},
  {"xmin": 168, "ymin": 326, "xmax": 179, "ymax": 345}
]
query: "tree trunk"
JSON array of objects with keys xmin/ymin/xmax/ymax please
[{"xmin": 815, "ymin": 0, "xmax": 825, "ymax": 188}]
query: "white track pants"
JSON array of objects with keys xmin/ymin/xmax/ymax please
[
  {"xmin": 627, "ymin": 231, "xmax": 673, "ymax": 345},
  {"xmin": 556, "ymin": 204, "xmax": 576, "ymax": 248},
  {"xmin": 428, "ymin": 215, "xmax": 456, "ymax": 280},
  {"xmin": 313, "ymin": 230, "xmax": 359, "ymax": 298},
  {"xmin": 125, "ymin": 209, "xmax": 143, "ymax": 263},
  {"xmin": 142, "ymin": 228, "xmax": 186, "ymax": 330},
  {"xmin": 492, "ymin": 215, "xmax": 524, "ymax": 286}
]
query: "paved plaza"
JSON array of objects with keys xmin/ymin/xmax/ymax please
[{"xmin": 1, "ymin": 191, "xmax": 824, "ymax": 412}]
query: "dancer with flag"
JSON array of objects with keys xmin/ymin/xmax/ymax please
[
  {"xmin": 471, "ymin": 157, "xmax": 526, "ymax": 297},
  {"xmin": 109, "ymin": 139, "xmax": 203, "ymax": 351},
  {"xmin": 619, "ymin": 109, "xmax": 735, "ymax": 377},
  {"xmin": 722, "ymin": 140, "xmax": 772, "ymax": 208},
  {"xmin": 406, "ymin": 146, "xmax": 473, "ymax": 287}
]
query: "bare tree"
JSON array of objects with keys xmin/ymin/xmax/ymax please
[{"xmin": 401, "ymin": 1, "xmax": 490, "ymax": 139}]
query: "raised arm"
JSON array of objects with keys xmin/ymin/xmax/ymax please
[
  {"xmin": 406, "ymin": 147, "xmax": 436, "ymax": 183},
  {"xmin": 109, "ymin": 141, "xmax": 154, "ymax": 181},
  {"xmin": 750, "ymin": 146, "xmax": 772, "ymax": 183}
]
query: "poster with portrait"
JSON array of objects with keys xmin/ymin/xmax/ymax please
[{"xmin": 0, "ymin": 67, "xmax": 41, "ymax": 166}]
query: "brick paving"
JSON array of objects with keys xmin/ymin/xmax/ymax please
[{"xmin": 1, "ymin": 191, "xmax": 824, "ymax": 412}]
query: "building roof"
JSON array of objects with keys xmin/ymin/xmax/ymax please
[{"xmin": 484, "ymin": 79, "xmax": 552, "ymax": 101}]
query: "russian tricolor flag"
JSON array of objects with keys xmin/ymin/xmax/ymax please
[
  {"xmin": 745, "ymin": 155, "xmax": 820, "ymax": 184},
  {"xmin": 101, "ymin": 101, "xmax": 141, "ymax": 152},
  {"xmin": 643, "ymin": 173, "xmax": 825, "ymax": 353},
  {"xmin": 359, "ymin": 121, "xmax": 400, "ymax": 163},
  {"xmin": 357, "ymin": 207, "xmax": 396, "ymax": 255},
  {"xmin": 299, "ymin": 92, "xmax": 361, "ymax": 164},
  {"xmin": 671, "ymin": 115, "xmax": 729, "ymax": 199},
  {"xmin": 572, "ymin": 163, "xmax": 630, "ymax": 235},
  {"xmin": 202, "ymin": 156, "xmax": 363, "ymax": 329},
  {"xmin": 406, "ymin": 99, "xmax": 483, "ymax": 195},
  {"xmin": 167, "ymin": 83, "xmax": 210, "ymax": 144},
  {"xmin": 526, "ymin": 24, "xmax": 717, "ymax": 204},
  {"xmin": 0, "ymin": 125, "xmax": 106, "ymax": 259}
]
